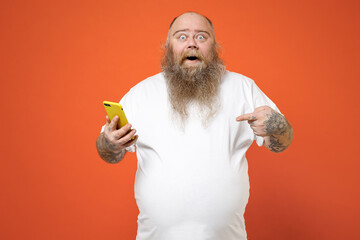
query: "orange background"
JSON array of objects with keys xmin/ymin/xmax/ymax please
[{"xmin": 1, "ymin": 0, "xmax": 359, "ymax": 239}]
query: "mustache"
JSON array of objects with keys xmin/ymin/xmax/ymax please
[{"xmin": 179, "ymin": 50, "xmax": 206, "ymax": 64}]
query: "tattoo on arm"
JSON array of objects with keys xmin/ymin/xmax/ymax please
[
  {"xmin": 268, "ymin": 135, "xmax": 287, "ymax": 153},
  {"xmin": 265, "ymin": 111, "xmax": 287, "ymax": 135},
  {"xmin": 264, "ymin": 111, "xmax": 293, "ymax": 152},
  {"xmin": 96, "ymin": 133, "xmax": 126, "ymax": 164}
]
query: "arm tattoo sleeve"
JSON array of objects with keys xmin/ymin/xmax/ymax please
[
  {"xmin": 265, "ymin": 111, "xmax": 287, "ymax": 135},
  {"xmin": 96, "ymin": 133, "xmax": 126, "ymax": 164},
  {"xmin": 264, "ymin": 111, "xmax": 293, "ymax": 152},
  {"xmin": 268, "ymin": 135, "xmax": 287, "ymax": 153}
]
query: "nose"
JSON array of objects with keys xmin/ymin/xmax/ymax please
[{"xmin": 187, "ymin": 37, "xmax": 199, "ymax": 49}]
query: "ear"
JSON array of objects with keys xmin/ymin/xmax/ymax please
[
  {"xmin": 160, "ymin": 42, "xmax": 168, "ymax": 51},
  {"xmin": 165, "ymin": 37, "xmax": 170, "ymax": 49}
]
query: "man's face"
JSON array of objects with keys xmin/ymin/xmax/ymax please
[{"xmin": 167, "ymin": 13, "xmax": 216, "ymax": 69}]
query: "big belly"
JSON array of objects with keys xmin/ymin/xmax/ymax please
[{"xmin": 134, "ymin": 166, "xmax": 249, "ymax": 230}]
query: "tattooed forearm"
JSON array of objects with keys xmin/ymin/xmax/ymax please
[
  {"xmin": 96, "ymin": 133, "xmax": 126, "ymax": 164},
  {"xmin": 264, "ymin": 111, "xmax": 293, "ymax": 153},
  {"xmin": 268, "ymin": 135, "xmax": 287, "ymax": 153},
  {"xmin": 264, "ymin": 111, "xmax": 288, "ymax": 135}
]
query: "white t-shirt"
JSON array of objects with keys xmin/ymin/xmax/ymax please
[{"xmin": 117, "ymin": 71, "xmax": 279, "ymax": 240}]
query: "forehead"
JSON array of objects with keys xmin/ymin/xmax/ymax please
[{"xmin": 169, "ymin": 13, "xmax": 214, "ymax": 36}]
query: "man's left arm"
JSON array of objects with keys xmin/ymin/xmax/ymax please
[{"xmin": 236, "ymin": 106, "xmax": 293, "ymax": 153}]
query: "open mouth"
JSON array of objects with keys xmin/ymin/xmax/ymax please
[{"xmin": 186, "ymin": 56, "xmax": 199, "ymax": 61}]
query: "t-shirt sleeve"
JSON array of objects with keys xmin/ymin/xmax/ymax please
[{"xmin": 251, "ymin": 80, "xmax": 281, "ymax": 147}]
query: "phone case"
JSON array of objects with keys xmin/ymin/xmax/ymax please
[{"xmin": 103, "ymin": 101, "xmax": 129, "ymax": 129}]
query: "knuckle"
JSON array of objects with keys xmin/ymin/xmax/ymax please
[
  {"xmin": 113, "ymin": 134, "xmax": 119, "ymax": 141},
  {"xmin": 104, "ymin": 132, "xmax": 112, "ymax": 139}
]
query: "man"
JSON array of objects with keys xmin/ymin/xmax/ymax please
[{"xmin": 96, "ymin": 12, "xmax": 293, "ymax": 240}]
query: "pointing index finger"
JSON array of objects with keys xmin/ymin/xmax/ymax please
[{"xmin": 236, "ymin": 113, "xmax": 256, "ymax": 121}]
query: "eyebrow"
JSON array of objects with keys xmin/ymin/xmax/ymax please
[{"xmin": 172, "ymin": 29, "xmax": 211, "ymax": 36}]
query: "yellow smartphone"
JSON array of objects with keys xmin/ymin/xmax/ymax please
[{"xmin": 103, "ymin": 101, "xmax": 129, "ymax": 129}]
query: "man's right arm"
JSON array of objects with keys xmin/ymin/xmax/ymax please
[
  {"xmin": 96, "ymin": 116, "xmax": 138, "ymax": 164},
  {"xmin": 96, "ymin": 132, "xmax": 127, "ymax": 164}
]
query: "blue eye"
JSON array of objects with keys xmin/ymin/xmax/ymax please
[
  {"xmin": 197, "ymin": 35, "xmax": 204, "ymax": 40},
  {"xmin": 179, "ymin": 35, "xmax": 186, "ymax": 40}
]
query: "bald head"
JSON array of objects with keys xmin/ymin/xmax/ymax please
[
  {"xmin": 169, "ymin": 12, "xmax": 214, "ymax": 32},
  {"xmin": 166, "ymin": 12, "xmax": 216, "ymax": 46}
]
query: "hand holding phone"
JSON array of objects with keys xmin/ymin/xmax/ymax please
[{"xmin": 103, "ymin": 101, "xmax": 137, "ymax": 143}]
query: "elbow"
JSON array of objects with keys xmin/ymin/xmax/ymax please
[
  {"xmin": 265, "ymin": 132, "xmax": 293, "ymax": 153},
  {"xmin": 267, "ymin": 144, "xmax": 290, "ymax": 153}
]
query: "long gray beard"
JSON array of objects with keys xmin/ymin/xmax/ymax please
[{"xmin": 161, "ymin": 48, "xmax": 225, "ymax": 128}]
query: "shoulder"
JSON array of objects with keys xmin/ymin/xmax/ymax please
[
  {"xmin": 130, "ymin": 72, "xmax": 166, "ymax": 93},
  {"xmin": 221, "ymin": 70, "xmax": 256, "ymax": 90},
  {"xmin": 121, "ymin": 72, "xmax": 166, "ymax": 103}
]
